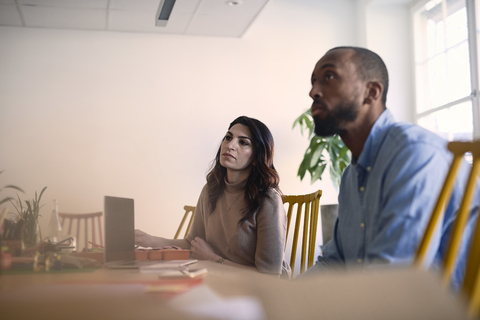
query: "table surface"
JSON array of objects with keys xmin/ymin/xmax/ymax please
[{"xmin": 0, "ymin": 260, "xmax": 470, "ymax": 320}]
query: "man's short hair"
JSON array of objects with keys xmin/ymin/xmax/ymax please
[{"xmin": 328, "ymin": 46, "xmax": 389, "ymax": 105}]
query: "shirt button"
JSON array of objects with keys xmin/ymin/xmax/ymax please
[
  {"xmin": 357, "ymin": 259, "xmax": 362, "ymax": 263},
  {"xmin": 367, "ymin": 166, "xmax": 371, "ymax": 171},
  {"xmin": 360, "ymin": 186, "xmax": 365, "ymax": 192},
  {"xmin": 360, "ymin": 223, "xmax": 365, "ymax": 228}
]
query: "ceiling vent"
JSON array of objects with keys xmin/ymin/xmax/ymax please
[{"xmin": 156, "ymin": 0, "xmax": 176, "ymax": 27}]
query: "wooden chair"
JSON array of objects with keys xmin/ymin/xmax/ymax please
[
  {"xmin": 58, "ymin": 211, "xmax": 104, "ymax": 251},
  {"xmin": 174, "ymin": 205, "xmax": 196, "ymax": 239},
  {"xmin": 415, "ymin": 140, "xmax": 480, "ymax": 318},
  {"xmin": 282, "ymin": 189, "xmax": 322, "ymax": 278}
]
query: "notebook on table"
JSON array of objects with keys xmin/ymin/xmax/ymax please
[
  {"xmin": 139, "ymin": 260, "xmax": 199, "ymax": 274},
  {"xmin": 104, "ymin": 195, "xmax": 195, "ymax": 269}
]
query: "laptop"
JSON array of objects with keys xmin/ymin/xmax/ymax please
[{"xmin": 104, "ymin": 195, "xmax": 194, "ymax": 269}]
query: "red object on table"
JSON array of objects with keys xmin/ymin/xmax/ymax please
[{"xmin": 0, "ymin": 251, "xmax": 12, "ymax": 270}]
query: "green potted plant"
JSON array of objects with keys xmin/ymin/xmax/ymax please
[
  {"xmin": 293, "ymin": 109, "xmax": 351, "ymax": 246},
  {"xmin": 292, "ymin": 109, "xmax": 351, "ymax": 190},
  {"xmin": 10, "ymin": 187, "xmax": 47, "ymax": 248}
]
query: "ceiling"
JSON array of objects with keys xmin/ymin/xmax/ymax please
[
  {"xmin": 372, "ymin": 0, "xmax": 415, "ymax": 4},
  {"xmin": 0, "ymin": 0, "xmax": 271, "ymax": 38}
]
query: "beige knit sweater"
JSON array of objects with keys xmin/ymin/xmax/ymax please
[{"xmin": 186, "ymin": 178, "xmax": 291, "ymax": 277}]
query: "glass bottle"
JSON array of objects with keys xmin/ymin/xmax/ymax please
[{"xmin": 48, "ymin": 199, "xmax": 62, "ymax": 243}]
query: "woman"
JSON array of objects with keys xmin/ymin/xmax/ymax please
[{"xmin": 135, "ymin": 116, "xmax": 291, "ymax": 277}]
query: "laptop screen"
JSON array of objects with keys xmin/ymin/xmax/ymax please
[{"xmin": 104, "ymin": 196, "xmax": 136, "ymax": 263}]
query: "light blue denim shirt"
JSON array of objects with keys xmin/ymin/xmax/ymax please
[{"xmin": 305, "ymin": 109, "xmax": 478, "ymax": 290}]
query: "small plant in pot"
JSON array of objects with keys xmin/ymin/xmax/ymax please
[{"xmin": 10, "ymin": 186, "xmax": 47, "ymax": 249}]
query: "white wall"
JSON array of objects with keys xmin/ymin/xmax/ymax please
[
  {"xmin": 367, "ymin": 1, "xmax": 415, "ymax": 123},
  {"xmin": 0, "ymin": 0, "xmax": 415, "ymax": 252}
]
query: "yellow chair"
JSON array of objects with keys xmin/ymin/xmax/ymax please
[
  {"xmin": 282, "ymin": 190, "xmax": 322, "ymax": 278},
  {"xmin": 415, "ymin": 140, "xmax": 480, "ymax": 318},
  {"xmin": 58, "ymin": 211, "xmax": 103, "ymax": 251},
  {"xmin": 174, "ymin": 205, "xmax": 196, "ymax": 239}
]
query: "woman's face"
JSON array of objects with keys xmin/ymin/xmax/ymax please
[{"xmin": 220, "ymin": 124, "xmax": 255, "ymax": 174}]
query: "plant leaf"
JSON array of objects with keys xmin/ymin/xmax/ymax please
[
  {"xmin": 329, "ymin": 168, "xmax": 339, "ymax": 190},
  {"xmin": 38, "ymin": 186, "xmax": 47, "ymax": 203},
  {"xmin": 311, "ymin": 164, "xmax": 326, "ymax": 183},
  {"xmin": 1, "ymin": 185, "xmax": 25, "ymax": 193},
  {"xmin": 309, "ymin": 144, "xmax": 324, "ymax": 168},
  {"xmin": 297, "ymin": 157, "xmax": 309, "ymax": 180},
  {"xmin": 292, "ymin": 109, "xmax": 314, "ymax": 137},
  {"xmin": 0, "ymin": 197, "xmax": 13, "ymax": 206},
  {"xmin": 17, "ymin": 194, "xmax": 23, "ymax": 213},
  {"xmin": 338, "ymin": 144, "xmax": 349, "ymax": 159},
  {"xmin": 25, "ymin": 200, "xmax": 32, "ymax": 214}
]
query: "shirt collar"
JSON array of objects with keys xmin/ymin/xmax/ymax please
[{"xmin": 356, "ymin": 109, "xmax": 396, "ymax": 170}]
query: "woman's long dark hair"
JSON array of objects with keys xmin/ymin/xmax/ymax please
[{"xmin": 206, "ymin": 116, "xmax": 281, "ymax": 225}]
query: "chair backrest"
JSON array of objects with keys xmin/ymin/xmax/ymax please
[
  {"xmin": 174, "ymin": 205, "xmax": 196, "ymax": 239},
  {"xmin": 414, "ymin": 140, "xmax": 480, "ymax": 318},
  {"xmin": 282, "ymin": 189, "xmax": 322, "ymax": 278},
  {"xmin": 58, "ymin": 211, "xmax": 104, "ymax": 252}
]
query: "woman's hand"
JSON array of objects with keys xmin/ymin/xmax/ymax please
[
  {"xmin": 190, "ymin": 237, "xmax": 258, "ymax": 272},
  {"xmin": 134, "ymin": 230, "xmax": 191, "ymax": 249},
  {"xmin": 190, "ymin": 237, "xmax": 219, "ymax": 261},
  {"xmin": 135, "ymin": 229, "xmax": 154, "ymax": 247}
]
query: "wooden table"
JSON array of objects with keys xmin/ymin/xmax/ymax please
[{"xmin": 0, "ymin": 261, "xmax": 469, "ymax": 320}]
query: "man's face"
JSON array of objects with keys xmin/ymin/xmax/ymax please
[{"xmin": 309, "ymin": 49, "xmax": 365, "ymax": 137}]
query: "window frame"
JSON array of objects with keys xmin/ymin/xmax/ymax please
[{"xmin": 411, "ymin": 0, "xmax": 480, "ymax": 140}]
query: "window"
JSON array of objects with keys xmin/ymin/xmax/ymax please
[{"xmin": 412, "ymin": 0, "xmax": 480, "ymax": 141}]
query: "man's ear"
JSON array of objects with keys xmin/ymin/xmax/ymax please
[{"xmin": 364, "ymin": 81, "xmax": 383, "ymax": 105}]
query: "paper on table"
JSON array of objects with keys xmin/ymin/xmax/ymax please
[
  {"xmin": 169, "ymin": 284, "xmax": 266, "ymax": 320},
  {"xmin": 154, "ymin": 268, "xmax": 207, "ymax": 278},
  {"xmin": 139, "ymin": 260, "xmax": 197, "ymax": 273}
]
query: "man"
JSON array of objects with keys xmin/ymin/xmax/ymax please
[{"xmin": 302, "ymin": 46, "xmax": 478, "ymax": 290}]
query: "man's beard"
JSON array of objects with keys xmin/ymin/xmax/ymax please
[{"xmin": 313, "ymin": 101, "xmax": 359, "ymax": 137}]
